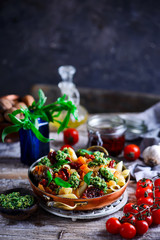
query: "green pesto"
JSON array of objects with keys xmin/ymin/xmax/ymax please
[
  {"xmin": 93, "ymin": 151, "xmax": 104, "ymax": 158},
  {"xmin": 38, "ymin": 156, "xmax": 51, "ymax": 167},
  {"xmin": 68, "ymin": 172, "xmax": 80, "ymax": 190},
  {"xmin": 76, "ymin": 149, "xmax": 93, "ymax": 156},
  {"xmin": 0, "ymin": 192, "xmax": 34, "ymax": 210},
  {"xmin": 88, "ymin": 151, "xmax": 111, "ymax": 167},
  {"xmin": 56, "ymin": 149, "xmax": 69, "ymax": 161},
  {"xmin": 52, "ymin": 166, "xmax": 62, "ymax": 173},
  {"xmin": 99, "ymin": 167, "xmax": 118, "ymax": 183},
  {"xmin": 90, "ymin": 176, "xmax": 107, "ymax": 193}
]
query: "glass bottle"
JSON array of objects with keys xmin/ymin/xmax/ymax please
[{"xmin": 51, "ymin": 66, "xmax": 88, "ymax": 129}]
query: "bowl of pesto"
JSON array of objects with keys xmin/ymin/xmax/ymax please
[{"xmin": 0, "ymin": 188, "xmax": 38, "ymax": 220}]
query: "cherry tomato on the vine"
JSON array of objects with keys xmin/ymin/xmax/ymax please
[
  {"xmin": 123, "ymin": 203, "xmax": 139, "ymax": 215},
  {"xmin": 63, "ymin": 128, "xmax": 79, "ymax": 146},
  {"xmin": 60, "ymin": 144, "xmax": 73, "ymax": 150},
  {"xmin": 154, "ymin": 178, "xmax": 160, "ymax": 189},
  {"xmin": 154, "ymin": 189, "xmax": 160, "ymax": 207},
  {"xmin": 142, "ymin": 215, "xmax": 152, "ymax": 226},
  {"xmin": 137, "ymin": 204, "xmax": 152, "ymax": 226},
  {"xmin": 106, "ymin": 217, "xmax": 121, "ymax": 234},
  {"xmin": 137, "ymin": 197, "xmax": 153, "ymax": 206},
  {"xmin": 152, "ymin": 209, "xmax": 160, "ymax": 224},
  {"xmin": 124, "ymin": 144, "xmax": 140, "ymax": 161},
  {"xmin": 137, "ymin": 178, "xmax": 153, "ymax": 189},
  {"xmin": 120, "ymin": 223, "xmax": 136, "ymax": 239},
  {"xmin": 138, "ymin": 204, "xmax": 151, "ymax": 215},
  {"xmin": 136, "ymin": 186, "xmax": 153, "ymax": 199},
  {"xmin": 121, "ymin": 214, "xmax": 136, "ymax": 225},
  {"xmin": 135, "ymin": 220, "xmax": 149, "ymax": 235}
]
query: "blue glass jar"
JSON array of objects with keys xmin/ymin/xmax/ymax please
[{"xmin": 19, "ymin": 118, "xmax": 49, "ymax": 166}]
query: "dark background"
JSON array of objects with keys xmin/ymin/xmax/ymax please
[{"xmin": 0, "ymin": 0, "xmax": 160, "ymax": 96}]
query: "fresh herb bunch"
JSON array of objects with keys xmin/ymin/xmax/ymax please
[{"xmin": 2, "ymin": 89, "xmax": 78, "ymax": 143}]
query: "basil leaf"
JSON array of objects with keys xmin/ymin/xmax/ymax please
[
  {"xmin": 77, "ymin": 149, "xmax": 93, "ymax": 156},
  {"xmin": 51, "ymin": 160, "xmax": 70, "ymax": 168},
  {"xmin": 2, "ymin": 125, "xmax": 21, "ymax": 142},
  {"xmin": 12, "ymin": 109, "xmax": 23, "ymax": 116},
  {"xmin": 84, "ymin": 171, "xmax": 93, "ymax": 185},
  {"xmin": 54, "ymin": 177, "xmax": 71, "ymax": 188},
  {"xmin": 37, "ymin": 89, "xmax": 47, "ymax": 108},
  {"xmin": 8, "ymin": 114, "xmax": 23, "ymax": 126},
  {"xmin": 30, "ymin": 122, "xmax": 54, "ymax": 143},
  {"xmin": 47, "ymin": 170, "xmax": 53, "ymax": 186},
  {"xmin": 57, "ymin": 110, "xmax": 71, "ymax": 134}
]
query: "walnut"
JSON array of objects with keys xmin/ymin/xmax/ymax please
[
  {"xmin": 21, "ymin": 95, "xmax": 35, "ymax": 107},
  {"xmin": 0, "ymin": 98, "xmax": 12, "ymax": 113}
]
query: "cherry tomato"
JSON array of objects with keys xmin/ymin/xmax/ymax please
[
  {"xmin": 63, "ymin": 128, "xmax": 79, "ymax": 145},
  {"xmin": 120, "ymin": 223, "xmax": 136, "ymax": 239},
  {"xmin": 154, "ymin": 178, "xmax": 160, "ymax": 189},
  {"xmin": 137, "ymin": 178, "xmax": 153, "ymax": 189},
  {"xmin": 121, "ymin": 214, "xmax": 136, "ymax": 225},
  {"xmin": 106, "ymin": 217, "xmax": 121, "ymax": 234},
  {"xmin": 123, "ymin": 203, "xmax": 139, "ymax": 215},
  {"xmin": 137, "ymin": 204, "xmax": 152, "ymax": 226},
  {"xmin": 138, "ymin": 204, "xmax": 151, "ymax": 215},
  {"xmin": 154, "ymin": 189, "xmax": 160, "ymax": 207},
  {"xmin": 136, "ymin": 187, "xmax": 153, "ymax": 199},
  {"xmin": 135, "ymin": 220, "xmax": 148, "ymax": 235},
  {"xmin": 137, "ymin": 197, "xmax": 153, "ymax": 206},
  {"xmin": 48, "ymin": 150, "xmax": 57, "ymax": 164},
  {"xmin": 124, "ymin": 144, "xmax": 140, "ymax": 161},
  {"xmin": 152, "ymin": 209, "xmax": 160, "ymax": 224},
  {"xmin": 142, "ymin": 215, "xmax": 152, "ymax": 226},
  {"xmin": 155, "ymin": 189, "xmax": 160, "ymax": 198},
  {"xmin": 60, "ymin": 144, "xmax": 73, "ymax": 150}
]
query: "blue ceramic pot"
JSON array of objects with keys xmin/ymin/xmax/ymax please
[{"xmin": 19, "ymin": 118, "xmax": 49, "ymax": 166}]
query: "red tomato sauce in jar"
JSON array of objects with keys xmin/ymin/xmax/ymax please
[{"xmin": 87, "ymin": 115, "xmax": 126, "ymax": 156}]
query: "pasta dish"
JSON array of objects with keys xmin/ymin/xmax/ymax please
[{"xmin": 31, "ymin": 147, "xmax": 129, "ymax": 199}]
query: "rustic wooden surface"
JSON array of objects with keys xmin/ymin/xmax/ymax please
[{"xmin": 0, "ymin": 122, "xmax": 160, "ymax": 240}]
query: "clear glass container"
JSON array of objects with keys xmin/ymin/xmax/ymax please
[
  {"xmin": 87, "ymin": 115, "xmax": 126, "ymax": 156},
  {"xmin": 50, "ymin": 65, "xmax": 88, "ymax": 129},
  {"xmin": 119, "ymin": 115, "xmax": 148, "ymax": 140}
]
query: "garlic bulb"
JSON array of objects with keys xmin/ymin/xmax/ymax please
[{"xmin": 143, "ymin": 144, "xmax": 160, "ymax": 166}]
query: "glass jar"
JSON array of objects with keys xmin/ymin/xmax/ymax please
[{"xmin": 87, "ymin": 115, "xmax": 126, "ymax": 156}]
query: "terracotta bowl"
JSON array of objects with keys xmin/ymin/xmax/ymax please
[
  {"xmin": 0, "ymin": 188, "xmax": 38, "ymax": 220},
  {"xmin": 28, "ymin": 158, "xmax": 130, "ymax": 211}
]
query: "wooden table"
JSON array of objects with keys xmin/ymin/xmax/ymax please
[{"xmin": 0, "ymin": 123, "xmax": 160, "ymax": 240}]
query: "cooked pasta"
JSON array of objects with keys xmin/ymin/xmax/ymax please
[{"xmin": 31, "ymin": 148, "xmax": 129, "ymax": 199}]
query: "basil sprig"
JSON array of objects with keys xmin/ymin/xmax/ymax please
[{"xmin": 2, "ymin": 89, "xmax": 78, "ymax": 142}]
